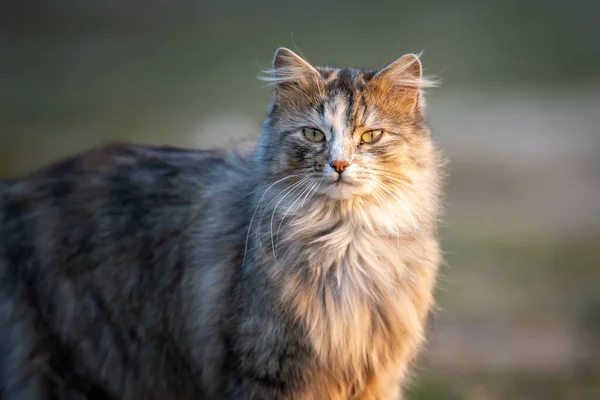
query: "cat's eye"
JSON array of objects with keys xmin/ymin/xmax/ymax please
[
  {"xmin": 361, "ymin": 129, "xmax": 383, "ymax": 144},
  {"xmin": 303, "ymin": 128, "xmax": 325, "ymax": 142}
]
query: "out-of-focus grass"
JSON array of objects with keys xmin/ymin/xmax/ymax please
[
  {"xmin": 407, "ymin": 369, "xmax": 600, "ymax": 400},
  {"xmin": 415, "ymin": 230, "xmax": 600, "ymax": 399},
  {"xmin": 438, "ymin": 230, "xmax": 600, "ymax": 318}
]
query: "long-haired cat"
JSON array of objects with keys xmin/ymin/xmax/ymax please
[{"xmin": 0, "ymin": 48, "xmax": 444, "ymax": 399}]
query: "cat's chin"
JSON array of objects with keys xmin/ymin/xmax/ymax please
[{"xmin": 318, "ymin": 181, "xmax": 371, "ymax": 200}]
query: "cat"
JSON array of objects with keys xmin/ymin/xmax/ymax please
[{"xmin": 0, "ymin": 47, "xmax": 444, "ymax": 400}]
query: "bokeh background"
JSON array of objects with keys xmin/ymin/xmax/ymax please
[{"xmin": 2, "ymin": 1, "xmax": 600, "ymax": 398}]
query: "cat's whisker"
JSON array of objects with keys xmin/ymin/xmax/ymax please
[
  {"xmin": 290, "ymin": 182, "xmax": 321, "ymax": 232},
  {"xmin": 256, "ymin": 177, "xmax": 309, "ymax": 260},
  {"xmin": 376, "ymin": 183, "xmax": 419, "ymax": 233},
  {"xmin": 289, "ymin": 182, "xmax": 324, "ymax": 236},
  {"xmin": 368, "ymin": 170, "xmax": 434, "ymax": 222},
  {"xmin": 384, "ymin": 178, "xmax": 434, "ymax": 219},
  {"xmin": 250, "ymin": 178, "xmax": 304, "ymax": 255},
  {"xmin": 304, "ymin": 181, "xmax": 323, "ymax": 213},
  {"xmin": 256, "ymin": 177, "xmax": 308, "ymax": 252},
  {"xmin": 269, "ymin": 179, "xmax": 311, "ymax": 265},
  {"xmin": 286, "ymin": 180, "xmax": 320, "ymax": 226},
  {"xmin": 369, "ymin": 169, "xmax": 436, "ymax": 218},
  {"xmin": 371, "ymin": 186, "xmax": 402, "ymax": 243},
  {"xmin": 296, "ymin": 182, "xmax": 318, "ymax": 213},
  {"xmin": 384, "ymin": 181, "xmax": 426, "ymax": 218},
  {"xmin": 393, "ymin": 182, "xmax": 434, "ymax": 223},
  {"xmin": 261, "ymin": 176, "xmax": 309, "ymax": 211},
  {"xmin": 242, "ymin": 173, "xmax": 305, "ymax": 269},
  {"xmin": 276, "ymin": 180, "xmax": 315, "ymax": 246},
  {"xmin": 240, "ymin": 168, "xmax": 314, "ymax": 200}
]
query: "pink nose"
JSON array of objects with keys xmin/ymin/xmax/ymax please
[{"xmin": 330, "ymin": 160, "xmax": 349, "ymax": 173}]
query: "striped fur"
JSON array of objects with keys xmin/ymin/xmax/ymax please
[{"xmin": 0, "ymin": 48, "xmax": 445, "ymax": 399}]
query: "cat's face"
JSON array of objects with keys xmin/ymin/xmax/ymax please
[{"xmin": 259, "ymin": 48, "xmax": 438, "ymax": 204}]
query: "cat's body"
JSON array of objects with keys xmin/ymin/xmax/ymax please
[
  {"xmin": 0, "ymin": 145, "xmax": 242, "ymax": 399},
  {"xmin": 0, "ymin": 49, "xmax": 444, "ymax": 399}
]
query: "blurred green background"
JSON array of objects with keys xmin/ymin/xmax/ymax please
[{"xmin": 2, "ymin": 1, "xmax": 600, "ymax": 398}]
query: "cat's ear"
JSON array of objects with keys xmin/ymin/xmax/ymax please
[
  {"xmin": 273, "ymin": 48, "xmax": 317, "ymax": 76},
  {"xmin": 376, "ymin": 54, "xmax": 423, "ymax": 87},
  {"xmin": 272, "ymin": 47, "xmax": 320, "ymax": 83},
  {"xmin": 371, "ymin": 53, "xmax": 434, "ymax": 114},
  {"xmin": 261, "ymin": 48, "xmax": 322, "ymax": 98}
]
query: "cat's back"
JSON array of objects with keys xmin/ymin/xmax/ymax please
[
  {"xmin": 0, "ymin": 143, "xmax": 250, "ymax": 399},
  {"xmin": 0, "ymin": 142, "xmax": 252, "ymax": 295},
  {"xmin": 1, "ymin": 143, "xmax": 230, "ymax": 204},
  {"xmin": 0, "ymin": 143, "xmax": 237, "ymax": 272},
  {"xmin": 0, "ymin": 143, "xmax": 241, "ymax": 233}
]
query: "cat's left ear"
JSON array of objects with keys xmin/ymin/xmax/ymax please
[{"xmin": 371, "ymin": 54, "xmax": 433, "ymax": 114}]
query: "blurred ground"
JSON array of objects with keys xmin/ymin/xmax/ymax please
[{"xmin": 2, "ymin": 1, "xmax": 600, "ymax": 398}]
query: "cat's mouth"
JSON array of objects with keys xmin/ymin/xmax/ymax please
[
  {"xmin": 333, "ymin": 176, "xmax": 354, "ymax": 186},
  {"xmin": 316, "ymin": 176, "xmax": 372, "ymax": 200},
  {"xmin": 314, "ymin": 169, "xmax": 373, "ymax": 199}
]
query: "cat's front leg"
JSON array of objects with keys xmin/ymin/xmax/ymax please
[
  {"xmin": 354, "ymin": 382, "xmax": 402, "ymax": 400},
  {"xmin": 357, "ymin": 383, "xmax": 403, "ymax": 400},
  {"xmin": 224, "ymin": 371, "xmax": 290, "ymax": 400},
  {"xmin": 353, "ymin": 366, "xmax": 408, "ymax": 400},
  {"xmin": 0, "ymin": 292, "xmax": 52, "ymax": 400},
  {"xmin": 223, "ymin": 321, "xmax": 309, "ymax": 400}
]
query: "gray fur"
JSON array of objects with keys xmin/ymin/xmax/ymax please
[{"xmin": 0, "ymin": 48, "xmax": 444, "ymax": 399}]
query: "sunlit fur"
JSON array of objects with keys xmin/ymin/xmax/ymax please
[
  {"xmin": 246, "ymin": 48, "xmax": 445, "ymax": 398},
  {"xmin": 0, "ymin": 48, "xmax": 444, "ymax": 400}
]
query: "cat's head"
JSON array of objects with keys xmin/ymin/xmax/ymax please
[{"xmin": 257, "ymin": 48, "xmax": 442, "ymax": 230}]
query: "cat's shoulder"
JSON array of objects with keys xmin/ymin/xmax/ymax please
[{"xmin": 32, "ymin": 143, "xmax": 229, "ymax": 178}]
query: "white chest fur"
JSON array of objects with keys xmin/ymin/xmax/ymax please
[{"xmin": 270, "ymin": 206, "xmax": 433, "ymax": 384}]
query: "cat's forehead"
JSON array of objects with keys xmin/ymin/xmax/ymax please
[
  {"xmin": 316, "ymin": 67, "xmax": 378, "ymax": 92},
  {"xmin": 308, "ymin": 67, "xmax": 381, "ymax": 131}
]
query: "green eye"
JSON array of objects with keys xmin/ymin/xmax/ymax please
[
  {"xmin": 361, "ymin": 129, "xmax": 383, "ymax": 144},
  {"xmin": 303, "ymin": 128, "xmax": 325, "ymax": 142}
]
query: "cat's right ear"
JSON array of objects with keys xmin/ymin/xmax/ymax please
[
  {"xmin": 260, "ymin": 48, "xmax": 322, "ymax": 91},
  {"xmin": 272, "ymin": 48, "xmax": 318, "ymax": 79}
]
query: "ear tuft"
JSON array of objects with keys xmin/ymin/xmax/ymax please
[
  {"xmin": 273, "ymin": 47, "xmax": 309, "ymax": 70},
  {"xmin": 371, "ymin": 53, "xmax": 438, "ymax": 115},
  {"xmin": 375, "ymin": 53, "xmax": 436, "ymax": 89},
  {"xmin": 259, "ymin": 47, "xmax": 320, "ymax": 86}
]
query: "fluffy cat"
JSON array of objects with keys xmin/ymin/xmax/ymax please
[{"xmin": 0, "ymin": 48, "xmax": 444, "ymax": 399}]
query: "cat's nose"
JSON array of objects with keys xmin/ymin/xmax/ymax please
[{"xmin": 330, "ymin": 160, "xmax": 349, "ymax": 174}]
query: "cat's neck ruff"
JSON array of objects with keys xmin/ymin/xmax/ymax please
[
  {"xmin": 268, "ymin": 194, "xmax": 426, "ymax": 383},
  {"xmin": 288, "ymin": 192, "xmax": 424, "ymax": 239}
]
